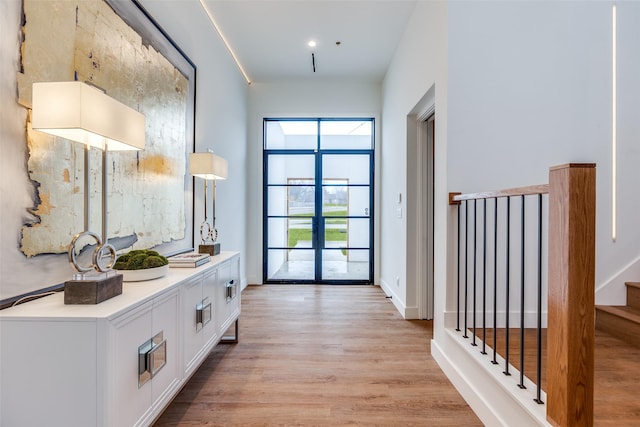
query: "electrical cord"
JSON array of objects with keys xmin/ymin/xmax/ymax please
[{"xmin": 11, "ymin": 290, "xmax": 62, "ymax": 307}]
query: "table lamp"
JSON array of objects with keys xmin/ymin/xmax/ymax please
[
  {"xmin": 189, "ymin": 151, "xmax": 227, "ymax": 256},
  {"xmin": 32, "ymin": 81, "xmax": 145, "ymax": 304}
]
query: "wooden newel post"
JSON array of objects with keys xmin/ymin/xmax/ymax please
[{"xmin": 547, "ymin": 163, "xmax": 596, "ymax": 427}]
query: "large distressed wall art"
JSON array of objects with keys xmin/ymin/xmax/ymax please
[{"xmin": 17, "ymin": 0, "xmax": 195, "ymax": 261}]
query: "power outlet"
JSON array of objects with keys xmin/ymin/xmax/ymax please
[{"xmin": 395, "ymin": 276, "xmax": 400, "ymax": 287}]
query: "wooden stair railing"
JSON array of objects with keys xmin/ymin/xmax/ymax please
[
  {"xmin": 449, "ymin": 163, "xmax": 596, "ymax": 426},
  {"xmin": 546, "ymin": 163, "xmax": 596, "ymax": 426}
]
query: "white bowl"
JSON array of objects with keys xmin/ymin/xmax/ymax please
[{"xmin": 117, "ymin": 264, "xmax": 169, "ymax": 282}]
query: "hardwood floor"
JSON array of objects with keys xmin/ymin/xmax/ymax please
[
  {"xmin": 470, "ymin": 327, "xmax": 548, "ymax": 390},
  {"xmin": 153, "ymin": 285, "xmax": 482, "ymax": 426},
  {"xmin": 154, "ymin": 285, "xmax": 640, "ymax": 426}
]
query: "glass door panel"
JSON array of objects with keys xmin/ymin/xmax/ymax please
[
  {"xmin": 286, "ymin": 180, "xmax": 315, "ymax": 217},
  {"xmin": 322, "ymin": 186, "xmax": 370, "ymax": 216},
  {"xmin": 322, "ymin": 249, "xmax": 370, "ymax": 280},
  {"xmin": 267, "ymin": 155, "xmax": 315, "ymax": 184},
  {"xmin": 322, "ymin": 154, "xmax": 370, "ymax": 184},
  {"xmin": 265, "ymin": 120, "xmax": 318, "ymax": 150},
  {"xmin": 320, "ymin": 120, "xmax": 373, "ymax": 150},
  {"xmin": 322, "ymin": 217, "xmax": 370, "ymax": 249},
  {"xmin": 266, "ymin": 186, "xmax": 288, "ymax": 216},
  {"xmin": 267, "ymin": 249, "xmax": 314, "ymax": 280},
  {"xmin": 267, "ymin": 218, "xmax": 289, "ymax": 247},
  {"xmin": 265, "ymin": 153, "xmax": 316, "ymax": 281},
  {"xmin": 319, "ymin": 152, "xmax": 371, "ymax": 282}
]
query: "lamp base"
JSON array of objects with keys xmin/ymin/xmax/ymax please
[
  {"xmin": 199, "ymin": 243, "xmax": 220, "ymax": 256},
  {"xmin": 64, "ymin": 273, "xmax": 123, "ymax": 305}
]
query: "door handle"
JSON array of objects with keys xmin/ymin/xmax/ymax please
[{"xmin": 311, "ymin": 216, "xmax": 317, "ymax": 248}]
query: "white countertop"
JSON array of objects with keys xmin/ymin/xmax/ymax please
[{"xmin": 0, "ymin": 251, "xmax": 238, "ymax": 321}]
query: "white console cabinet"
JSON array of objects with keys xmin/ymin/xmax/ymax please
[{"xmin": 0, "ymin": 252, "xmax": 240, "ymax": 427}]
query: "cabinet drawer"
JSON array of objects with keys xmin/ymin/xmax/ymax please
[
  {"xmin": 182, "ymin": 275, "xmax": 206, "ymax": 375},
  {"xmin": 150, "ymin": 291, "xmax": 180, "ymax": 405},
  {"xmin": 111, "ymin": 302, "xmax": 154, "ymax": 427},
  {"xmin": 202, "ymin": 268, "xmax": 218, "ymax": 346},
  {"xmin": 109, "ymin": 290, "xmax": 180, "ymax": 427},
  {"xmin": 215, "ymin": 259, "xmax": 240, "ymax": 335}
]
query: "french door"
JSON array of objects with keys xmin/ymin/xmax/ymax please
[{"xmin": 263, "ymin": 118, "xmax": 374, "ymax": 284}]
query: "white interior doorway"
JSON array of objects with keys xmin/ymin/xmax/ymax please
[{"xmin": 407, "ymin": 86, "xmax": 435, "ymax": 320}]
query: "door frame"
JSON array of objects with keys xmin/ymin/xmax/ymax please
[
  {"xmin": 417, "ymin": 112, "xmax": 435, "ymax": 319},
  {"xmin": 262, "ymin": 118, "xmax": 375, "ymax": 284}
]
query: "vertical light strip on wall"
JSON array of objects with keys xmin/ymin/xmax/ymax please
[
  {"xmin": 198, "ymin": 0, "xmax": 252, "ymax": 85},
  {"xmin": 612, "ymin": 3, "xmax": 617, "ymax": 241}
]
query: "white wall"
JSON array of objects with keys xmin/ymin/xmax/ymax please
[
  {"xmin": 381, "ymin": 0, "xmax": 447, "ymax": 320},
  {"xmin": 138, "ymin": 0, "xmax": 249, "ymax": 288},
  {"xmin": 597, "ymin": 1, "xmax": 640, "ymax": 304},
  {"xmin": 448, "ymin": 0, "xmax": 640, "ymax": 306},
  {"xmin": 246, "ymin": 79, "xmax": 381, "ymax": 284}
]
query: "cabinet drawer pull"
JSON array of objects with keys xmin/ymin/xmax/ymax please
[
  {"xmin": 138, "ymin": 331, "xmax": 166, "ymax": 387},
  {"xmin": 226, "ymin": 280, "xmax": 237, "ymax": 302},
  {"xmin": 196, "ymin": 298, "xmax": 212, "ymax": 331},
  {"xmin": 148, "ymin": 339, "xmax": 167, "ymax": 378}
]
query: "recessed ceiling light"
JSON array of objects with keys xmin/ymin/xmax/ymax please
[{"xmin": 308, "ymin": 40, "xmax": 317, "ymax": 48}]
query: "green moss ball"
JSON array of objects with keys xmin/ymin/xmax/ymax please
[
  {"xmin": 115, "ymin": 249, "xmax": 169, "ymax": 270},
  {"xmin": 142, "ymin": 255, "xmax": 167, "ymax": 269}
]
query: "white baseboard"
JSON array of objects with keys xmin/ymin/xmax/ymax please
[
  {"xmin": 404, "ymin": 305, "xmax": 419, "ymax": 319},
  {"xmin": 379, "ymin": 278, "xmax": 420, "ymax": 319},
  {"xmin": 431, "ymin": 330, "xmax": 550, "ymax": 427},
  {"xmin": 379, "ymin": 278, "xmax": 405, "ymax": 317},
  {"xmin": 247, "ymin": 274, "xmax": 262, "ymax": 286}
]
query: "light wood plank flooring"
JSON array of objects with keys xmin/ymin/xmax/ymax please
[
  {"xmin": 153, "ymin": 285, "xmax": 482, "ymax": 426},
  {"xmin": 154, "ymin": 285, "xmax": 640, "ymax": 426}
]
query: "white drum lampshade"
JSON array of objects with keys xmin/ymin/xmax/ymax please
[
  {"xmin": 189, "ymin": 152, "xmax": 228, "ymax": 180},
  {"xmin": 32, "ymin": 81, "xmax": 145, "ymax": 151}
]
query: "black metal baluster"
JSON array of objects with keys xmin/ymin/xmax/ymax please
[
  {"xmin": 492, "ymin": 197, "xmax": 499, "ymax": 365},
  {"xmin": 504, "ymin": 197, "xmax": 511, "ymax": 377},
  {"xmin": 456, "ymin": 202, "xmax": 461, "ymax": 332},
  {"xmin": 534, "ymin": 194, "xmax": 544, "ymax": 404},
  {"xmin": 518, "ymin": 195, "xmax": 526, "ymax": 390},
  {"xmin": 481, "ymin": 198, "xmax": 487, "ymax": 355},
  {"xmin": 463, "ymin": 200, "xmax": 469, "ymax": 339},
  {"xmin": 472, "ymin": 199, "xmax": 478, "ymax": 347}
]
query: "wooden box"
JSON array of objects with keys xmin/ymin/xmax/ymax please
[
  {"xmin": 199, "ymin": 242, "xmax": 220, "ymax": 256},
  {"xmin": 64, "ymin": 273, "xmax": 123, "ymax": 304}
]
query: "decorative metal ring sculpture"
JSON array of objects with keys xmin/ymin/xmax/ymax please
[
  {"xmin": 68, "ymin": 231, "xmax": 116, "ymax": 274},
  {"xmin": 94, "ymin": 242, "xmax": 117, "ymax": 272},
  {"xmin": 199, "ymin": 220, "xmax": 218, "ymax": 244}
]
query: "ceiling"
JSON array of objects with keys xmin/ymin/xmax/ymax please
[{"xmin": 201, "ymin": 0, "xmax": 417, "ymax": 83}]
